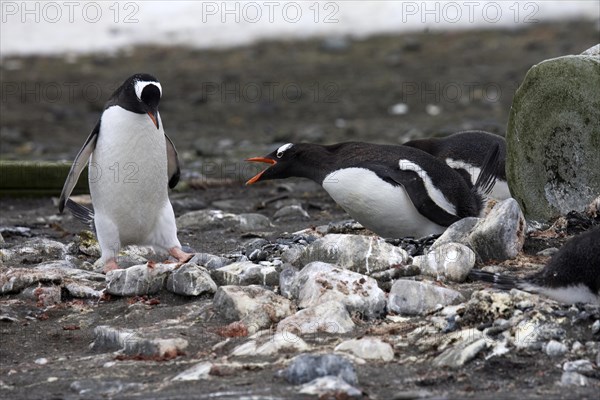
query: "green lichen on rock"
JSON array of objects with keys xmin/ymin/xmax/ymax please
[{"xmin": 506, "ymin": 46, "xmax": 600, "ymax": 221}]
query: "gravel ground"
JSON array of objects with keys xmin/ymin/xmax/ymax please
[{"xmin": 1, "ymin": 20, "xmax": 599, "ymax": 400}]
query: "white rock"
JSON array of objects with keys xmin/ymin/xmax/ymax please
[
  {"xmin": 105, "ymin": 263, "xmax": 175, "ymax": 296},
  {"xmin": 166, "ymin": 263, "xmax": 217, "ymax": 296},
  {"xmin": 277, "ymin": 300, "xmax": 355, "ymax": 335},
  {"xmin": 211, "ymin": 261, "xmax": 278, "ymax": 287},
  {"xmin": 563, "ymin": 359, "xmax": 595, "ymax": 374},
  {"xmin": 388, "ymin": 280, "xmax": 464, "ymax": 316},
  {"xmin": 231, "ymin": 331, "xmax": 309, "ymax": 357},
  {"xmin": 413, "ymin": 243, "xmax": 475, "ymax": 282},
  {"xmin": 0, "ymin": 239, "xmax": 67, "ymax": 265},
  {"xmin": 432, "ymin": 199, "xmax": 525, "ymax": 262},
  {"xmin": 213, "ymin": 285, "xmax": 295, "ymax": 333},
  {"xmin": 177, "ymin": 209, "xmax": 272, "ymax": 232},
  {"xmin": 291, "ymin": 262, "xmax": 386, "ymax": 318},
  {"xmin": 299, "ymin": 376, "xmax": 362, "ymax": 398},
  {"xmin": 335, "ymin": 337, "xmax": 394, "ymax": 361},
  {"xmin": 285, "ymin": 234, "xmax": 409, "ymax": 275},
  {"xmin": 544, "ymin": 340, "xmax": 568, "ymax": 357},
  {"xmin": 433, "ymin": 338, "xmax": 488, "ymax": 368},
  {"xmin": 92, "ymin": 325, "xmax": 188, "ymax": 357},
  {"xmin": 172, "ymin": 362, "xmax": 212, "ymax": 381},
  {"xmin": 560, "ymin": 371, "xmax": 589, "ymax": 386}
]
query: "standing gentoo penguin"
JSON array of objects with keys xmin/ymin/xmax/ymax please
[
  {"xmin": 403, "ymin": 130, "xmax": 510, "ymax": 200},
  {"xmin": 246, "ymin": 142, "xmax": 499, "ymax": 238},
  {"xmin": 469, "ymin": 227, "xmax": 600, "ymax": 304},
  {"xmin": 58, "ymin": 73, "xmax": 192, "ymax": 273}
]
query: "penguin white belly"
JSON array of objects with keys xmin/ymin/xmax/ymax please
[
  {"xmin": 445, "ymin": 158, "xmax": 511, "ymax": 200},
  {"xmin": 322, "ymin": 168, "xmax": 446, "ymax": 238},
  {"xmin": 520, "ymin": 283, "xmax": 600, "ymax": 305},
  {"xmin": 89, "ymin": 106, "xmax": 175, "ymax": 247}
]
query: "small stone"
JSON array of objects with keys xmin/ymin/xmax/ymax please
[
  {"xmin": 238, "ymin": 213, "xmax": 273, "ymax": 232},
  {"xmin": 291, "ymin": 262, "xmax": 386, "ymax": 318},
  {"xmin": 591, "ymin": 320, "xmax": 600, "ymax": 335},
  {"xmin": 544, "ymin": 340, "xmax": 568, "ymax": 357},
  {"xmin": 35, "ymin": 358, "xmax": 48, "ymax": 365},
  {"xmin": 177, "ymin": 209, "xmax": 272, "ymax": 232},
  {"xmin": 320, "ymin": 36, "xmax": 351, "ymax": 52},
  {"xmin": 0, "ymin": 239, "xmax": 67, "ymax": 265},
  {"xmin": 537, "ymin": 247, "xmax": 559, "ymax": 257},
  {"xmin": 278, "ymin": 300, "xmax": 355, "ymax": 335},
  {"xmin": 0, "ymin": 268, "xmax": 62, "ymax": 294},
  {"xmin": 189, "ymin": 253, "xmax": 230, "ymax": 270},
  {"xmin": 105, "ymin": 263, "xmax": 175, "ymax": 296},
  {"xmin": 279, "ymin": 265, "xmax": 298, "ymax": 298},
  {"xmin": 21, "ymin": 286, "xmax": 62, "ymax": 306},
  {"xmin": 286, "ymin": 234, "xmax": 409, "ymax": 275},
  {"xmin": 299, "ymin": 376, "xmax": 362, "ymax": 398},
  {"xmin": 63, "ymin": 283, "xmax": 102, "ymax": 299},
  {"xmin": 389, "ymin": 103, "xmax": 409, "ymax": 115},
  {"xmin": 388, "ymin": 280, "xmax": 464, "ymax": 316},
  {"xmin": 230, "ymin": 331, "xmax": 309, "ymax": 357},
  {"xmin": 335, "ymin": 337, "xmax": 394, "ymax": 361},
  {"xmin": 467, "ymin": 199, "xmax": 526, "ymax": 261},
  {"xmin": 274, "ymin": 205, "xmax": 310, "ymax": 221},
  {"xmin": 560, "ymin": 371, "xmax": 589, "ymax": 386},
  {"xmin": 391, "ymin": 390, "xmax": 434, "ymax": 400},
  {"xmin": 281, "ymin": 354, "xmax": 357, "ymax": 385},
  {"xmin": 70, "ymin": 380, "xmax": 143, "ymax": 396},
  {"xmin": 166, "ymin": 263, "xmax": 217, "ymax": 296},
  {"xmin": 211, "ymin": 261, "xmax": 278, "ymax": 287},
  {"xmin": 413, "ymin": 243, "xmax": 476, "ymax": 282},
  {"xmin": 172, "ymin": 362, "xmax": 212, "ymax": 381},
  {"xmin": 563, "ymin": 359, "xmax": 595, "ymax": 375},
  {"xmin": 213, "ymin": 285, "xmax": 295, "ymax": 333},
  {"xmin": 433, "ymin": 338, "xmax": 488, "ymax": 368},
  {"xmin": 431, "ymin": 218, "xmax": 479, "ymax": 249},
  {"xmin": 92, "ymin": 325, "xmax": 188, "ymax": 358}
]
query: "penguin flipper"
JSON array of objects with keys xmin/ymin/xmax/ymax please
[
  {"xmin": 165, "ymin": 134, "xmax": 181, "ymax": 189},
  {"xmin": 58, "ymin": 121, "xmax": 100, "ymax": 213},
  {"xmin": 65, "ymin": 198, "xmax": 95, "ymax": 228},
  {"xmin": 473, "ymin": 143, "xmax": 500, "ymax": 196},
  {"xmin": 468, "ymin": 269, "xmax": 520, "ymax": 290},
  {"xmin": 370, "ymin": 165, "xmax": 461, "ymax": 228}
]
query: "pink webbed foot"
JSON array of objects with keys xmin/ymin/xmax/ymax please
[
  {"xmin": 169, "ymin": 247, "xmax": 194, "ymax": 264},
  {"xmin": 102, "ymin": 258, "xmax": 120, "ymax": 274}
]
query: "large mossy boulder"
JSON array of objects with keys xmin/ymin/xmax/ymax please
[{"xmin": 506, "ymin": 44, "xmax": 600, "ymax": 221}]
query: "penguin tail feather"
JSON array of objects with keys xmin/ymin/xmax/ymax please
[
  {"xmin": 468, "ymin": 269, "xmax": 520, "ymax": 290},
  {"xmin": 65, "ymin": 199, "xmax": 95, "ymax": 228},
  {"xmin": 473, "ymin": 143, "xmax": 501, "ymax": 196}
]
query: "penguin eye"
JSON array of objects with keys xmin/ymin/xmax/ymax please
[{"xmin": 276, "ymin": 143, "xmax": 293, "ymax": 158}]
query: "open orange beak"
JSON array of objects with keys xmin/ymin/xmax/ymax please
[
  {"xmin": 147, "ymin": 111, "xmax": 159, "ymax": 129},
  {"xmin": 246, "ymin": 157, "xmax": 276, "ymax": 185}
]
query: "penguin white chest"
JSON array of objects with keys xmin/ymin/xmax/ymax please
[
  {"xmin": 90, "ymin": 106, "xmax": 169, "ymax": 243},
  {"xmin": 322, "ymin": 168, "xmax": 446, "ymax": 238}
]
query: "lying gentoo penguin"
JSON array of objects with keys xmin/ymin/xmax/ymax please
[
  {"xmin": 246, "ymin": 142, "xmax": 499, "ymax": 238},
  {"xmin": 403, "ymin": 130, "xmax": 509, "ymax": 200},
  {"xmin": 58, "ymin": 73, "xmax": 192, "ymax": 273},
  {"xmin": 469, "ymin": 227, "xmax": 600, "ymax": 305}
]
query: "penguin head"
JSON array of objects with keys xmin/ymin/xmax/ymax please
[
  {"xmin": 112, "ymin": 73, "xmax": 162, "ymax": 129},
  {"xmin": 246, "ymin": 143, "xmax": 300, "ymax": 184}
]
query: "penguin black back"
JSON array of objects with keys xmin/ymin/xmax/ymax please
[
  {"xmin": 404, "ymin": 130, "xmax": 507, "ymax": 180},
  {"xmin": 529, "ymin": 227, "xmax": 600, "ymax": 294}
]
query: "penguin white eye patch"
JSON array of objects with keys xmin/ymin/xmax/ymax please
[
  {"xmin": 277, "ymin": 143, "xmax": 294, "ymax": 158},
  {"xmin": 134, "ymin": 81, "xmax": 162, "ymax": 101}
]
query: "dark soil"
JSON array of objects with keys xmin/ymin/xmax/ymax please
[{"xmin": 1, "ymin": 20, "xmax": 599, "ymax": 400}]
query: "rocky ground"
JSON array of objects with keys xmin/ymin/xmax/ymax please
[{"xmin": 1, "ymin": 20, "xmax": 600, "ymax": 400}]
